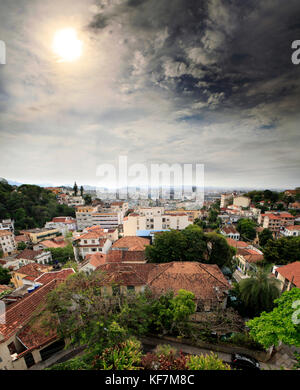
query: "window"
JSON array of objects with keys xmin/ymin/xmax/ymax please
[
  {"xmin": 112, "ymin": 285, "xmax": 120, "ymax": 296},
  {"xmin": 127, "ymin": 285, "xmax": 135, "ymax": 293}
]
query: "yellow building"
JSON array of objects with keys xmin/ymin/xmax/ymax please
[
  {"xmin": 20, "ymin": 228, "xmax": 60, "ymax": 244},
  {"xmin": 11, "ymin": 263, "xmax": 53, "ymax": 289}
]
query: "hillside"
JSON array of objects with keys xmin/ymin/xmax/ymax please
[{"xmin": 0, "ymin": 181, "xmax": 75, "ymax": 232}]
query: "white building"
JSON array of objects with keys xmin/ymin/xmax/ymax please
[
  {"xmin": 220, "ymin": 193, "xmax": 233, "ymax": 208},
  {"xmin": 73, "ymin": 230, "xmax": 112, "ymax": 261},
  {"xmin": 67, "ymin": 196, "xmax": 85, "ymax": 207},
  {"xmin": 220, "ymin": 226, "xmax": 240, "ymax": 240},
  {"xmin": 0, "ymin": 230, "xmax": 17, "ymax": 257},
  {"xmin": 45, "ymin": 216, "xmax": 77, "ymax": 234},
  {"xmin": 123, "ymin": 211, "xmax": 192, "ymax": 236},
  {"xmin": 282, "ymin": 225, "xmax": 300, "ymax": 237}
]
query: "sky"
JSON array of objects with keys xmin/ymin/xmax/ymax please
[{"xmin": 0, "ymin": 0, "xmax": 299, "ymax": 189}]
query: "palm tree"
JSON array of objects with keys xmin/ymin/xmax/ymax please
[{"xmin": 239, "ymin": 265, "xmax": 280, "ymax": 317}]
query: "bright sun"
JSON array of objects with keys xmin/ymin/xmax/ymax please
[{"xmin": 52, "ymin": 28, "xmax": 83, "ymax": 63}]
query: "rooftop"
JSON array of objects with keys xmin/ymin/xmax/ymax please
[
  {"xmin": 112, "ymin": 236, "xmax": 150, "ymax": 251},
  {"xmin": 276, "ymin": 262, "xmax": 300, "ymax": 288}
]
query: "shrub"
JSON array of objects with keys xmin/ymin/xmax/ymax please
[
  {"xmin": 186, "ymin": 353, "xmax": 231, "ymax": 370},
  {"xmin": 227, "ymin": 332, "xmax": 265, "ymax": 351},
  {"xmin": 141, "ymin": 351, "xmax": 187, "ymax": 370},
  {"xmin": 92, "ymin": 338, "xmax": 143, "ymax": 370},
  {"xmin": 154, "ymin": 344, "xmax": 177, "ymax": 356}
]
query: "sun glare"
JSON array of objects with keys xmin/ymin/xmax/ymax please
[{"xmin": 52, "ymin": 28, "xmax": 83, "ymax": 63}]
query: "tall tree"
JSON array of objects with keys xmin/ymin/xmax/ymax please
[
  {"xmin": 73, "ymin": 182, "xmax": 78, "ymax": 196},
  {"xmin": 237, "ymin": 218, "xmax": 256, "ymax": 241},
  {"xmin": 238, "ymin": 266, "xmax": 280, "ymax": 317},
  {"xmin": 258, "ymin": 228, "xmax": 273, "ymax": 247},
  {"xmin": 263, "ymin": 236, "xmax": 300, "ymax": 265},
  {"xmin": 80, "ymin": 185, "xmax": 84, "ymax": 197}
]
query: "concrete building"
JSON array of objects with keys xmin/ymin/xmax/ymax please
[
  {"xmin": 0, "ymin": 230, "xmax": 17, "ymax": 257},
  {"xmin": 220, "ymin": 193, "xmax": 233, "ymax": 208},
  {"xmin": 20, "ymin": 228, "xmax": 60, "ymax": 244},
  {"xmin": 123, "ymin": 211, "xmax": 192, "ymax": 236},
  {"xmin": 233, "ymin": 196, "xmax": 251, "ymax": 208},
  {"xmin": 15, "ymin": 249, "xmax": 52, "ymax": 266}
]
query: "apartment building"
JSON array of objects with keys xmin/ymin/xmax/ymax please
[
  {"xmin": 76, "ymin": 205, "xmax": 123, "ymax": 231},
  {"xmin": 110, "ymin": 201, "xmax": 129, "ymax": 214},
  {"xmin": 0, "ymin": 230, "xmax": 17, "ymax": 257},
  {"xmin": 123, "ymin": 211, "xmax": 192, "ymax": 236},
  {"xmin": 258, "ymin": 212, "xmax": 295, "ymax": 233},
  {"xmin": 220, "ymin": 193, "xmax": 233, "ymax": 208},
  {"xmin": 233, "ymin": 196, "xmax": 251, "ymax": 208}
]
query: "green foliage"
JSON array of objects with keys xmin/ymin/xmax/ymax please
[
  {"xmin": 47, "ymin": 356, "xmax": 90, "ymax": 370},
  {"xmin": 92, "ymin": 338, "xmax": 142, "ymax": 370},
  {"xmin": 0, "ymin": 249, "xmax": 3, "ymax": 259},
  {"xmin": 205, "ymin": 232, "xmax": 236, "ymax": 268},
  {"xmin": 0, "ymin": 266, "xmax": 11, "ymax": 285},
  {"xmin": 17, "ymin": 241, "xmax": 27, "ymax": 251},
  {"xmin": 47, "ymin": 243, "xmax": 74, "ymax": 264},
  {"xmin": 145, "ymin": 225, "xmax": 206, "ymax": 263},
  {"xmin": 237, "ymin": 218, "xmax": 256, "ymax": 241},
  {"xmin": 154, "ymin": 344, "xmax": 177, "ymax": 356},
  {"xmin": 146, "ymin": 225, "xmax": 234, "ymax": 268},
  {"xmin": 0, "ymin": 182, "xmax": 75, "ymax": 230},
  {"xmin": 247, "ymin": 288, "xmax": 300, "ymax": 349},
  {"xmin": 263, "ymin": 236, "xmax": 300, "ymax": 265},
  {"xmin": 238, "ymin": 266, "xmax": 280, "ymax": 317},
  {"xmin": 83, "ymin": 194, "xmax": 92, "ymax": 205},
  {"xmin": 227, "ymin": 332, "xmax": 265, "ymax": 351},
  {"xmin": 258, "ymin": 228, "xmax": 273, "ymax": 247},
  {"xmin": 186, "ymin": 353, "xmax": 231, "ymax": 370},
  {"xmin": 149, "ymin": 289, "xmax": 196, "ymax": 336}
]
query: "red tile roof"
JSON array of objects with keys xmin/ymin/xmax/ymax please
[
  {"xmin": 97, "ymin": 262, "xmax": 230, "ymax": 302},
  {"xmin": 285, "ymin": 225, "xmax": 300, "ymax": 231},
  {"xmin": 34, "ymin": 268, "xmax": 75, "ymax": 285},
  {"xmin": 16, "ymin": 249, "xmax": 44, "ymax": 260},
  {"xmin": 112, "ymin": 236, "xmax": 150, "ymax": 251},
  {"xmin": 222, "ymin": 226, "xmax": 239, "ymax": 235},
  {"xmin": 0, "ymin": 280, "xmax": 58, "ymax": 342},
  {"xmin": 226, "ymin": 237, "xmax": 248, "ymax": 248},
  {"xmin": 0, "ymin": 270, "xmax": 74, "ymax": 343},
  {"xmin": 276, "ymin": 262, "xmax": 300, "ymax": 288},
  {"xmin": 14, "ymin": 263, "xmax": 51, "ymax": 279}
]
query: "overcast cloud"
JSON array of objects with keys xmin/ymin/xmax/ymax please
[{"xmin": 0, "ymin": 0, "xmax": 299, "ymax": 188}]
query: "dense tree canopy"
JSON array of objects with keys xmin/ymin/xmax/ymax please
[
  {"xmin": 145, "ymin": 225, "xmax": 235, "ymax": 268},
  {"xmin": 0, "ymin": 266, "xmax": 11, "ymax": 285},
  {"xmin": 247, "ymin": 288, "xmax": 300, "ymax": 349},
  {"xmin": 237, "ymin": 218, "xmax": 257, "ymax": 241},
  {"xmin": 258, "ymin": 228, "xmax": 273, "ymax": 247},
  {"xmin": 263, "ymin": 236, "xmax": 300, "ymax": 265},
  {"xmin": 0, "ymin": 182, "xmax": 75, "ymax": 231}
]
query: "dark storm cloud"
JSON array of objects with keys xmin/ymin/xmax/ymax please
[{"xmin": 89, "ymin": 0, "xmax": 300, "ymax": 119}]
